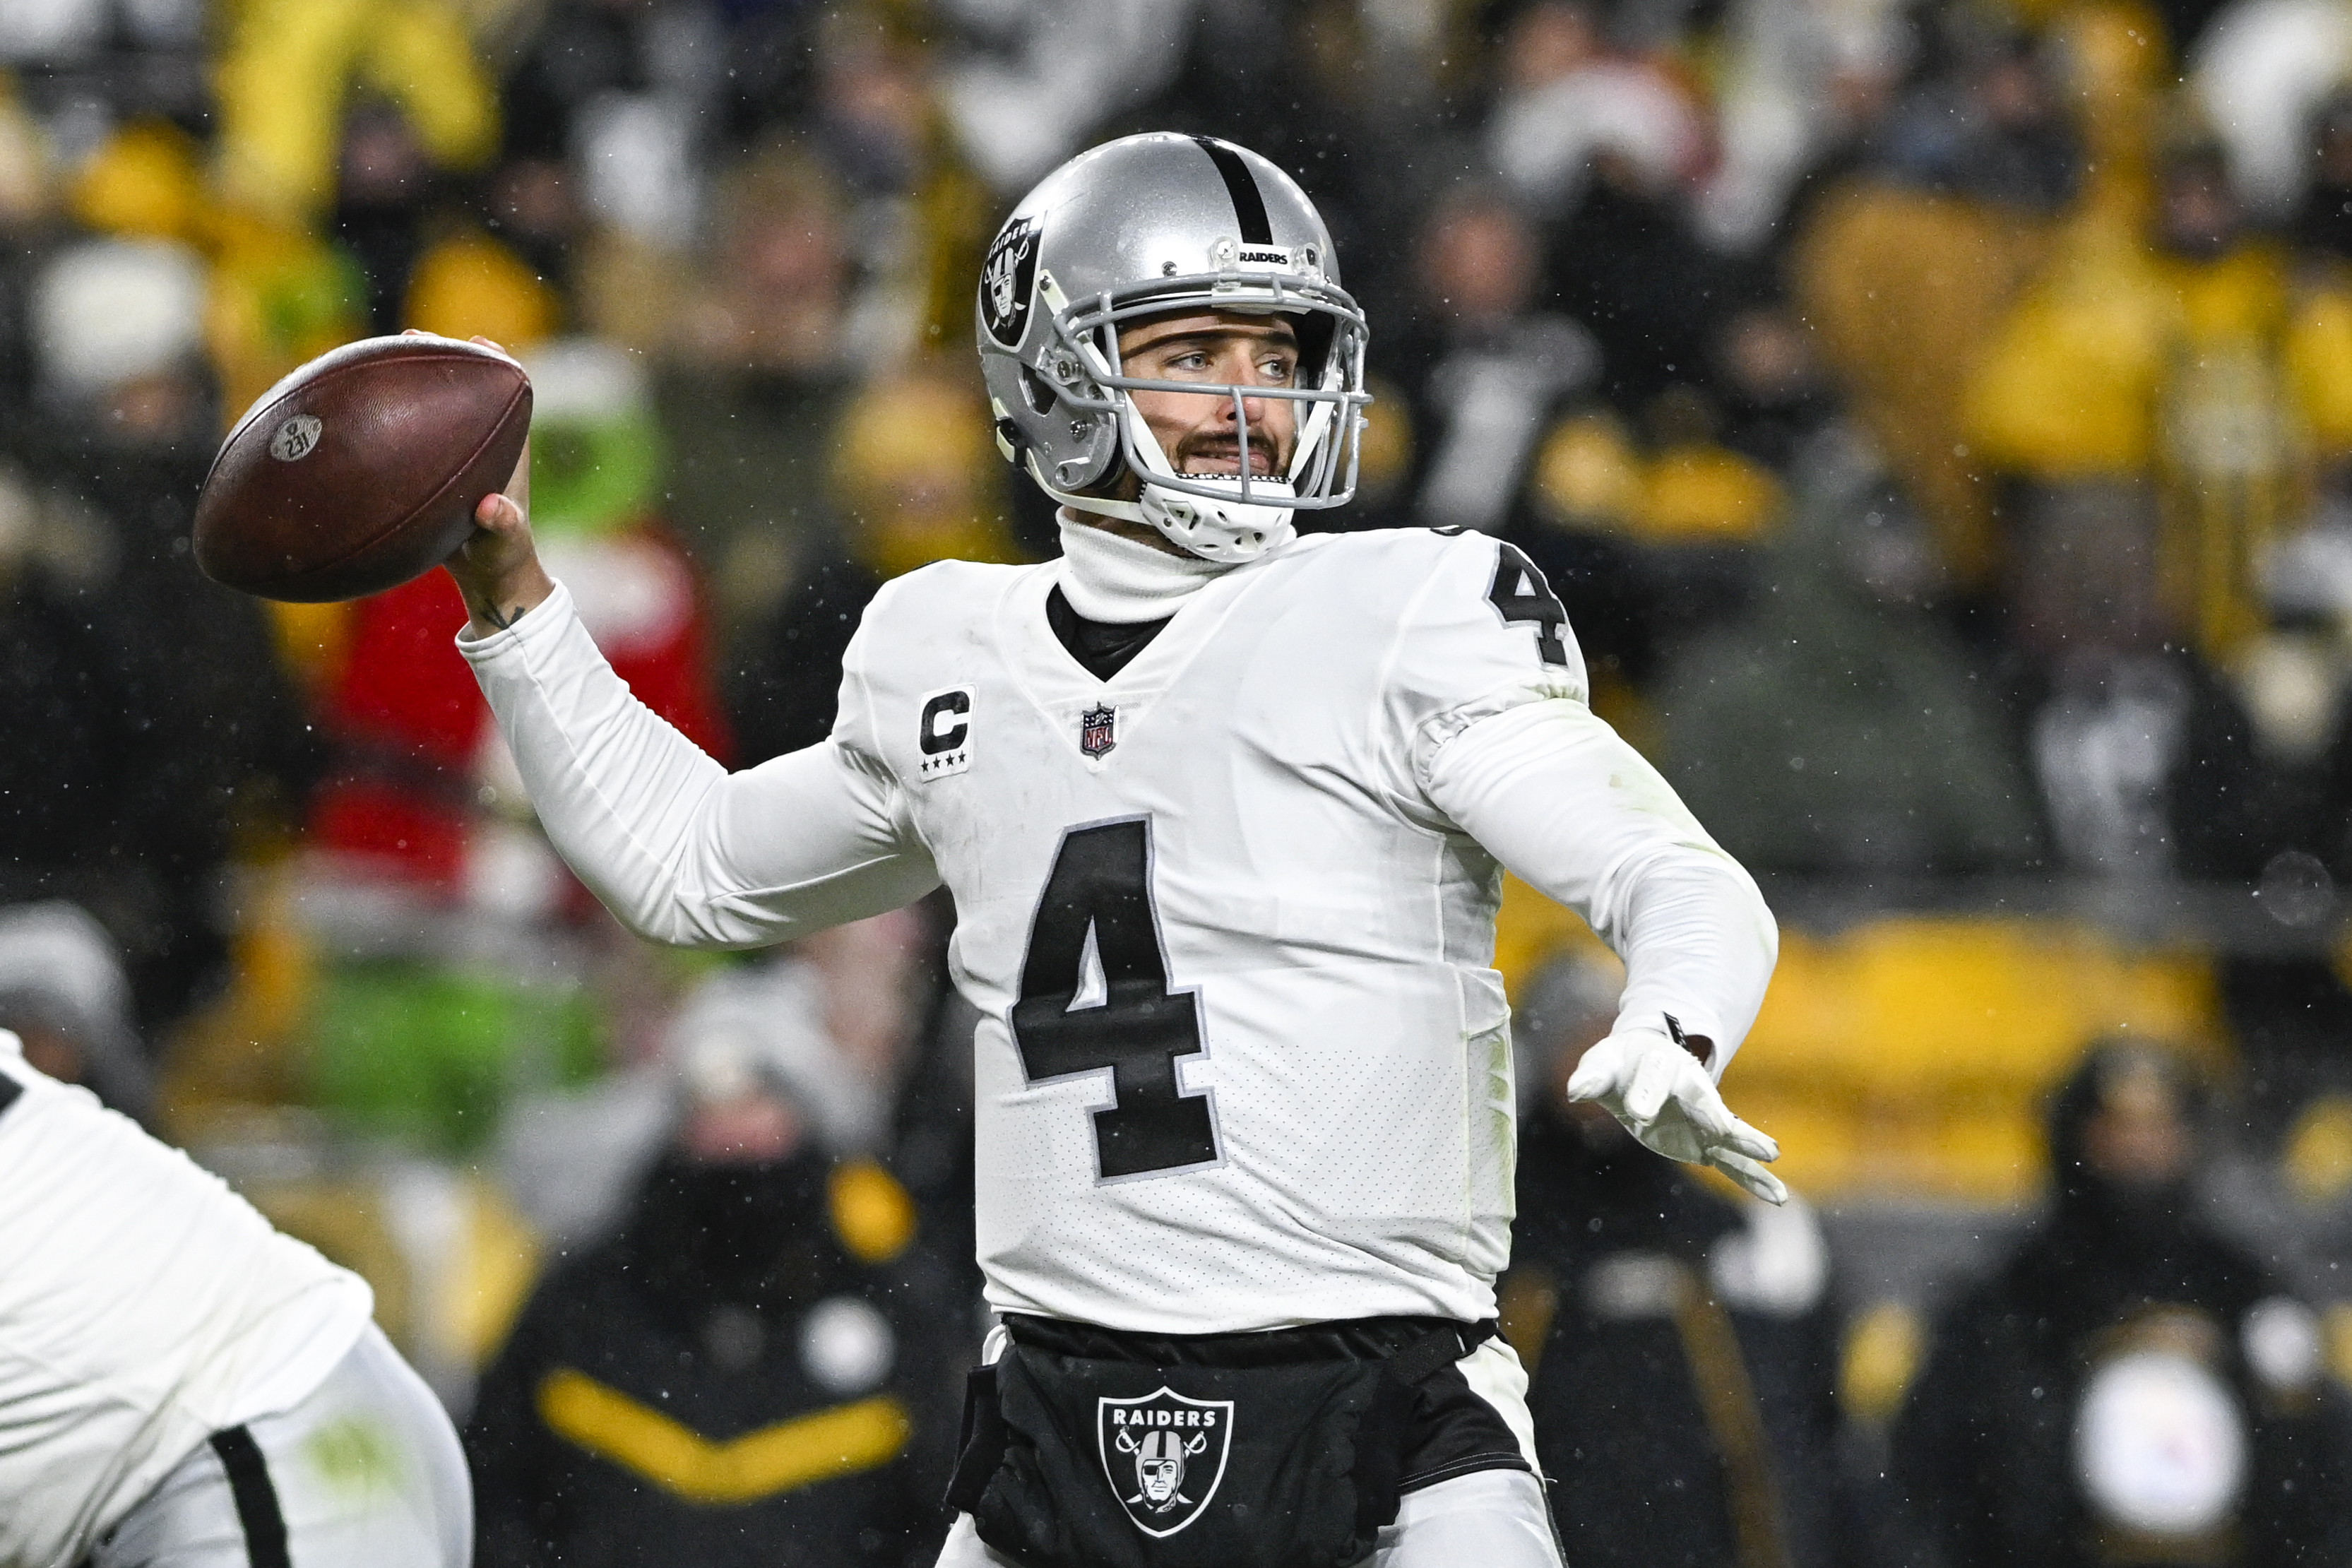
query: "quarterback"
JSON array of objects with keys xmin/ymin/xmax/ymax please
[{"xmin": 446, "ymin": 135, "xmax": 1779, "ymax": 1566}]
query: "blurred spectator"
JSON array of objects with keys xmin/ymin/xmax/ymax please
[
  {"xmin": 1698, "ymin": 0, "xmax": 1906, "ymax": 253},
  {"xmin": 660, "ymin": 143, "xmax": 858, "ymax": 655},
  {"xmin": 1485, "ymin": 0, "xmax": 1706, "ymax": 225},
  {"xmin": 1541, "ymin": 148, "xmax": 1738, "ymax": 417},
  {"xmin": 333, "ymin": 101, "xmax": 436, "ymax": 335},
  {"xmin": 1711, "ymin": 304, "xmax": 1836, "ymax": 472},
  {"xmin": 1790, "ymin": 24, "xmax": 2074, "ymax": 590},
  {"xmin": 1478, "ymin": 0, "xmax": 1731, "ymax": 418},
  {"xmin": 467, "ymin": 956, "xmax": 963, "ymax": 1566},
  {"xmin": 1893, "ymin": 1042, "xmax": 2352, "ymax": 1567},
  {"xmin": 2290, "ymin": 88, "xmax": 2352, "ymax": 261},
  {"xmin": 1658, "ymin": 430, "xmax": 2044, "ymax": 874},
  {"xmin": 802, "ymin": 11, "xmax": 986, "ymax": 362},
  {"xmin": 1506, "ymin": 951, "xmax": 1846, "ymax": 1568},
  {"xmin": 1964, "ymin": 130, "xmax": 2322, "ymax": 875},
  {"xmin": 1968, "ymin": 134, "xmax": 2289, "ymax": 670},
  {"xmin": 730, "ymin": 366, "xmax": 1018, "ymax": 764},
  {"xmin": 1620, "ymin": 384, "xmax": 1788, "ymax": 648},
  {"xmin": 501, "ymin": 0, "xmax": 727, "ymax": 187},
  {"xmin": 674, "ymin": 138, "xmax": 850, "ymax": 378},
  {"xmin": 1877, "ymin": 25, "xmax": 2077, "ymax": 212},
  {"xmin": 2173, "ymin": 523, "xmax": 2352, "ymax": 887},
  {"xmin": 0, "ymin": 900, "xmax": 150, "ymax": 1117},
  {"xmin": 2192, "ymin": 0, "xmax": 2352, "ymax": 222},
  {"xmin": 1396, "ymin": 188, "xmax": 1600, "ymax": 536},
  {"xmin": 933, "ymin": 0, "xmax": 1194, "ymax": 196},
  {"xmin": 496, "ymin": 908, "xmax": 942, "ymax": 1264},
  {"xmin": 212, "ymin": 0, "xmax": 497, "ymax": 223},
  {"xmin": 5, "ymin": 236, "xmax": 317, "ymax": 1030},
  {"xmin": 1512, "ymin": 314, "xmax": 1807, "ymax": 699},
  {"xmin": 2174, "ymin": 521, "xmax": 2352, "ymax": 1126},
  {"xmin": 480, "ymin": 152, "xmax": 588, "ymax": 316}
]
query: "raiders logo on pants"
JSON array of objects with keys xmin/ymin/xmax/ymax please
[{"xmin": 936, "ymin": 1320, "xmax": 1565, "ymax": 1567}]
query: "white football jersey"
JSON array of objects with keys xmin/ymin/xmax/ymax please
[
  {"xmin": 833, "ymin": 528, "xmax": 1585, "ymax": 1331},
  {"xmin": 465, "ymin": 523, "xmax": 1774, "ymax": 1341},
  {"xmin": 0, "ymin": 1038, "xmax": 373, "ymax": 1568}
]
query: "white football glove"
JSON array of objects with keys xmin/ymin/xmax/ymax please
[{"xmin": 1567, "ymin": 1024, "xmax": 1787, "ymax": 1204}]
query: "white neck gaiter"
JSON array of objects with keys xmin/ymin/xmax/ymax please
[{"xmin": 1055, "ymin": 511, "xmax": 1230, "ymax": 623}]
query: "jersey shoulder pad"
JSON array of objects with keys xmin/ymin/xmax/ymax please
[
  {"xmin": 856, "ymin": 558, "xmax": 1040, "ymax": 626},
  {"xmin": 1366, "ymin": 526, "xmax": 1588, "ymax": 730},
  {"xmin": 1278, "ymin": 525, "xmax": 1487, "ymax": 609},
  {"xmin": 1308, "ymin": 523, "xmax": 1482, "ymax": 567},
  {"xmin": 843, "ymin": 559, "xmax": 1046, "ymax": 667},
  {"xmin": 1304, "ymin": 527, "xmax": 1567, "ymax": 628}
]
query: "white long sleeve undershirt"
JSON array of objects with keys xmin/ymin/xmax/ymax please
[
  {"xmin": 1424, "ymin": 696, "xmax": 1777, "ymax": 1074},
  {"xmin": 462, "ymin": 583, "xmax": 939, "ymax": 949}
]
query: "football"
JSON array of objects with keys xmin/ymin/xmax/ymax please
[{"xmin": 192, "ymin": 334, "xmax": 532, "ymax": 603}]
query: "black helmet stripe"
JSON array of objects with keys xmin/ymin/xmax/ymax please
[{"xmin": 1190, "ymin": 136, "xmax": 1273, "ymax": 247}]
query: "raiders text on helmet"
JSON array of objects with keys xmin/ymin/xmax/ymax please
[{"xmin": 975, "ymin": 133, "xmax": 1372, "ymax": 563}]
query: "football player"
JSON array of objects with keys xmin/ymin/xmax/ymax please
[
  {"xmin": 445, "ymin": 134, "xmax": 1780, "ymax": 1566},
  {"xmin": 0, "ymin": 1028, "xmax": 470, "ymax": 1567}
]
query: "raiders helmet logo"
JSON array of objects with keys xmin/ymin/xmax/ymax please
[
  {"xmin": 980, "ymin": 216, "xmax": 1041, "ymax": 348},
  {"xmin": 1098, "ymin": 1388, "xmax": 1233, "ymax": 1538}
]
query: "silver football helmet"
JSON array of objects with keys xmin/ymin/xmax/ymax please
[{"xmin": 975, "ymin": 133, "xmax": 1372, "ymax": 563}]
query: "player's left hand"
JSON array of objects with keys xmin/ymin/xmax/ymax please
[{"xmin": 1567, "ymin": 1026, "xmax": 1788, "ymax": 1205}]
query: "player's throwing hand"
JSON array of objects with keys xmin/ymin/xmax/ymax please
[
  {"xmin": 1569, "ymin": 1026, "xmax": 1788, "ymax": 1204},
  {"xmin": 434, "ymin": 335, "xmax": 552, "ymax": 637}
]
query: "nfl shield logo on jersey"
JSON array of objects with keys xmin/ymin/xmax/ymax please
[
  {"xmin": 1079, "ymin": 703, "xmax": 1118, "ymax": 759},
  {"xmin": 1099, "ymin": 1388, "xmax": 1232, "ymax": 1537}
]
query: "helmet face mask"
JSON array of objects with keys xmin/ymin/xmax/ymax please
[{"xmin": 977, "ymin": 134, "xmax": 1372, "ymax": 564}]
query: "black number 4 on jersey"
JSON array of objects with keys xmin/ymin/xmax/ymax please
[
  {"xmin": 1010, "ymin": 817, "xmax": 1220, "ymax": 1180},
  {"xmin": 1486, "ymin": 542, "xmax": 1570, "ymax": 668}
]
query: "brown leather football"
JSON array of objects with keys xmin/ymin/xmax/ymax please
[{"xmin": 193, "ymin": 334, "xmax": 532, "ymax": 602}]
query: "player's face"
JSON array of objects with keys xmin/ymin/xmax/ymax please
[{"xmin": 1117, "ymin": 311, "xmax": 1300, "ymax": 481}]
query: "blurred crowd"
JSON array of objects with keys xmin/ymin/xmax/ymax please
[{"xmin": 6, "ymin": 0, "xmax": 2352, "ymax": 1560}]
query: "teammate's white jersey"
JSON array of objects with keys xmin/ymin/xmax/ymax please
[
  {"xmin": 0, "ymin": 1038, "xmax": 373, "ymax": 1568},
  {"xmin": 464, "ymin": 525, "xmax": 1776, "ymax": 1335}
]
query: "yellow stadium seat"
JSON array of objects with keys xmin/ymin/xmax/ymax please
[{"xmin": 1496, "ymin": 880, "xmax": 2225, "ymax": 1201}]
